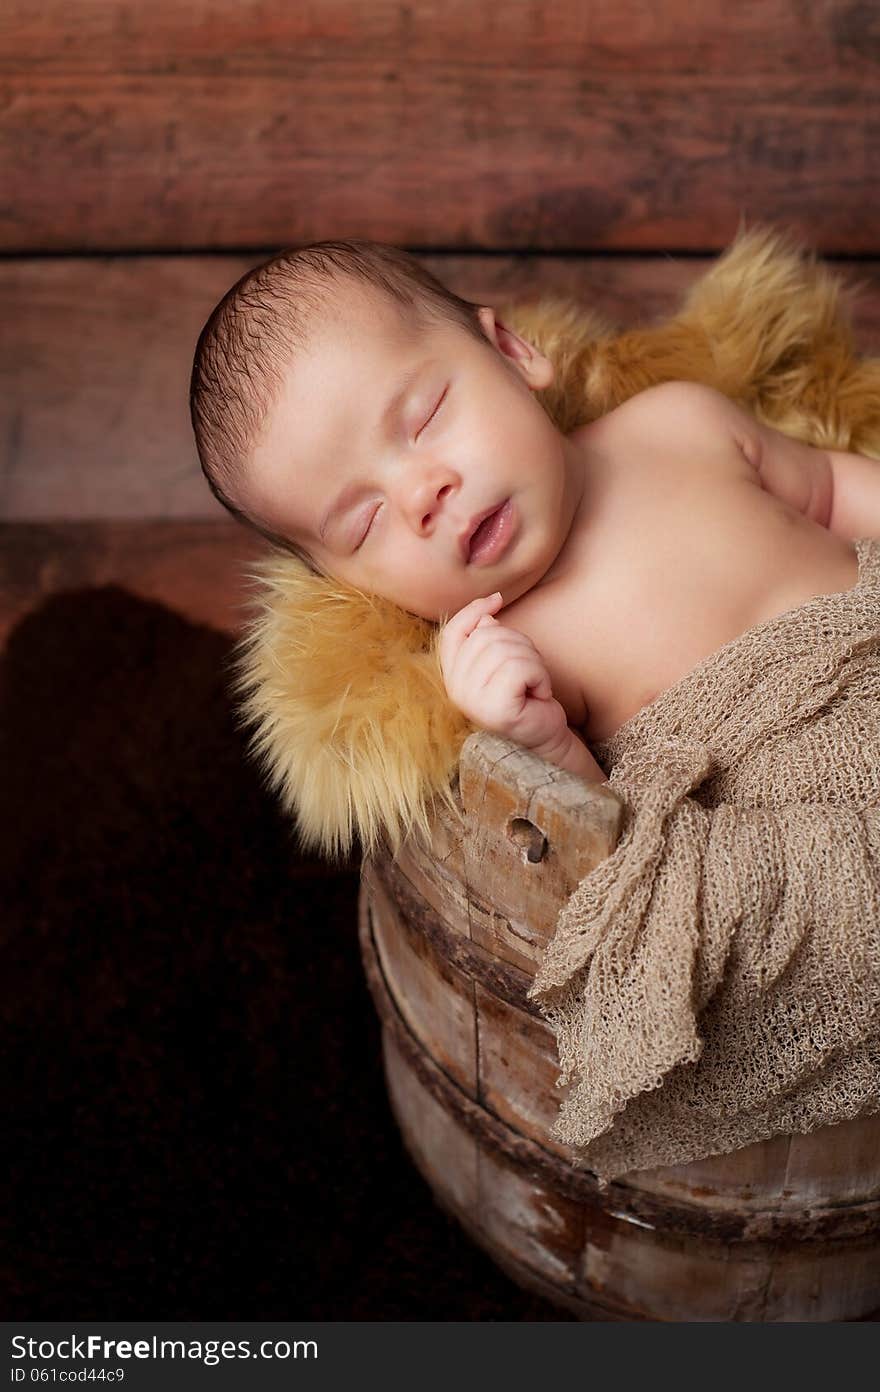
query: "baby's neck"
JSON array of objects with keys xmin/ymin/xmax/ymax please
[{"xmin": 526, "ymin": 425, "xmax": 598, "ymax": 597}]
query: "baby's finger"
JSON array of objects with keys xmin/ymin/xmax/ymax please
[
  {"xmin": 451, "ymin": 625, "xmax": 541, "ymax": 687},
  {"xmin": 444, "ymin": 592, "xmax": 503, "ymax": 638},
  {"xmin": 529, "ymin": 671, "xmax": 553, "ymax": 701},
  {"xmin": 438, "ymin": 591, "xmax": 503, "ymax": 663},
  {"xmin": 467, "ymin": 623, "xmax": 541, "ymax": 661},
  {"xmin": 513, "ymin": 655, "xmax": 554, "ymax": 702},
  {"xmin": 479, "ymin": 649, "xmax": 553, "ymax": 704},
  {"xmin": 454, "ymin": 622, "xmax": 535, "ymax": 665}
]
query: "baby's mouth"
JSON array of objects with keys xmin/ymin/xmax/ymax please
[
  {"xmin": 467, "ymin": 498, "xmax": 515, "ymax": 566},
  {"xmin": 469, "ymin": 507, "xmax": 502, "ymax": 554}
]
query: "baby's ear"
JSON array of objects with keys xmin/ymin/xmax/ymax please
[
  {"xmin": 480, "ymin": 305, "xmax": 554, "ymax": 386},
  {"xmin": 476, "ymin": 305, "xmax": 498, "ymax": 340}
]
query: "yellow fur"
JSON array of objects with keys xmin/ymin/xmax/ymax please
[
  {"xmin": 230, "ymin": 224, "xmax": 880, "ymax": 864},
  {"xmin": 228, "ymin": 564, "xmax": 471, "ymax": 862}
]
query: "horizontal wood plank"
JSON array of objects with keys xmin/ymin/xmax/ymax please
[
  {"xmin": 4, "ymin": 1, "xmax": 876, "ymax": 77},
  {"xmin": 2, "ymin": 253, "xmax": 878, "ymax": 522},
  {"xmin": 1, "ymin": 1, "xmax": 877, "ymax": 251},
  {"xmin": 0, "ymin": 520, "xmax": 268, "ymax": 644}
]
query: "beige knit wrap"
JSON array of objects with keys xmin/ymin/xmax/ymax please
[{"xmin": 527, "ymin": 536, "xmax": 880, "ymax": 1179}]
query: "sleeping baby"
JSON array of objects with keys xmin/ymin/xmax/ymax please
[{"xmin": 190, "ymin": 238, "xmax": 880, "ymax": 786}]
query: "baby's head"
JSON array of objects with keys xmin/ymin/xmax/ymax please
[{"xmin": 190, "ymin": 239, "xmax": 584, "ymax": 622}]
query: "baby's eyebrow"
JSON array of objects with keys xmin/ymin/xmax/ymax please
[{"xmin": 318, "ymin": 357, "xmax": 434, "ymax": 542}]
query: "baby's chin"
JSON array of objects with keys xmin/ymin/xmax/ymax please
[
  {"xmin": 403, "ymin": 577, "xmax": 532, "ymax": 625},
  {"xmin": 401, "ymin": 599, "xmax": 450, "ymax": 624},
  {"xmin": 396, "ymin": 591, "xmax": 466, "ymax": 624},
  {"xmin": 389, "ymin": 554, "xmax": 545, "ymax": 620}
]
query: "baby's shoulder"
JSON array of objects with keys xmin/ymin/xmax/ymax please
[
  {"xmin": 575, "ymin": 380, "xmax": 759, "ymax": 495},
  {"xmin": 586, "ymin": 379, "xmax": 743, "ymax": 445}
]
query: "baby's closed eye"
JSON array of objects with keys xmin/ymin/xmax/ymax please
[
  {"xmin": 355, "ymin": 504, "xmax": 381, "ymax": 550},
  {"xmin": 416, "ymin": 384, "xmax": 448, "ymax": 440}
]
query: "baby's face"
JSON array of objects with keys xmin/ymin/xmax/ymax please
[{"xmin": 243, "ymin": 282, "xmax": 586, "ymax": 622}]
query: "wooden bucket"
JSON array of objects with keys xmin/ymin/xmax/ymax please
[{"xmin": 358, "ymin": 731, "xmax": 880, "ymax": 1322}]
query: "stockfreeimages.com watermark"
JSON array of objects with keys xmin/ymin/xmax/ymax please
[{"xmin": 10, "ymin": 1334, "xmax": 317, "ymax": 1369}]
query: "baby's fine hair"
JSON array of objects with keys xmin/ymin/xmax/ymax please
[{"xmin": 189, "ymin": 239, "xmax": 486, "ymax": 565}]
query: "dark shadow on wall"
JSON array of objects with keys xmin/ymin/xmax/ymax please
[{"xmin": 0, "ymin": 586, "xmax": 569, "ymax": 1320}]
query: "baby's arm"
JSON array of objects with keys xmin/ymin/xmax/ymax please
[
  {"xmin": 748, "ymin": 423, "xmax": 880, "ymax": 540},
  {"xmin": 439, "ymin": 593, "xmax": 608, "ymax": 783},
  {"xmin": 826, "ymin": 448, "xmax": 880, "ymax": 541},
  {"xmin": 676, "ymin": 381, "xmax": 880, "ymax": 539},
  {"xmin": 723, "ymin": 394, "xmax": 879, "ymax": 539}
]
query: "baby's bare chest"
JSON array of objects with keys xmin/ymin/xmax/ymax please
[{"xmin": 523, "ymin": 443, "xmax": 859, "ymax": 743}]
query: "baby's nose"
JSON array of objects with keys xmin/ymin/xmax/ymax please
[{"xmin": 402, "ymin": 474, "xmax": 457, "ymax": 532}]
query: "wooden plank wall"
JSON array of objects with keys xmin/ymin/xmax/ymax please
[
  {"xmin": 1, "ymin": 1, "xmax": 878, "ymax": 630},
  {"xmin": 2, "ymin": 0, "xmax": 878, "ymax": 252}
]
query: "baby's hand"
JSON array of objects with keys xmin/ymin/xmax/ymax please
[{"xmin": 438, "ymin": 592, "xmax": 570, "ymax": 754}]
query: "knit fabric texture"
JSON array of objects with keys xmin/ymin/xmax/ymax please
[{"xmin": 527, "ymin": 536, "xmax": 880, "ymax": 1179}]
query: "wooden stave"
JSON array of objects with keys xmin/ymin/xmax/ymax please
[
  {"xmin": 367, "ymin": 850, "xmax": 880, "ymax": 1215},
  {"xmin": 358, "ymin": 859, "xmax": 880, "ymax": 1320}
]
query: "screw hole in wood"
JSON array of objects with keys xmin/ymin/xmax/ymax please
[{"xmin": 507, "ymin": 816, "xmax": 549, "ymax": 863}]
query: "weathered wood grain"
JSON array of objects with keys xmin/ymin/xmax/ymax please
[
  {"xmin": 368, "ymin": 855, "xmax": 479, "ymax": 1096},
  {"xmin": 1, "ymin": 1, "xmax": 877, "ymax": 251},
  {"xmin": 360, "ymin": 864, "xmax": 880, "ymax": 1320},
  {"xmin": 0, "ymin": 520, "xmax": 267, "ymax": 645},
  {"xmin": 6, "ymin": 0, "xmax": 876, "ymax": 76}
]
